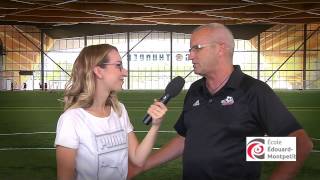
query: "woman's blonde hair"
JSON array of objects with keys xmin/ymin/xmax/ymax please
[{"xmin": 64, "ymin": 44, "xmax": 122, "ymax": 117}]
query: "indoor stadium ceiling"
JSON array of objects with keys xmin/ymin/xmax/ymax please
[
  {"xmin": 1, "ymin": 0, "xmax": 320, "ymax": 39},
  {"xmin": 1, "ymin": 0, "xmax": 320, "ymax": 25}
]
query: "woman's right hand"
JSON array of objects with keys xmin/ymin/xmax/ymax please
[{"xmin": 147, "ymin": 99, "xmax": 168, "ymax": 126}]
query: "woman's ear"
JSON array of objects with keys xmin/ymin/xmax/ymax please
[{"xmin": 93, "ymin": 66, "xmax": 103, "ymax": 79}]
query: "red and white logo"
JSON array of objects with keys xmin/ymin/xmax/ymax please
[{"xmin": 246, "ymin": 138, "xmax": 265, "ymax": 160}]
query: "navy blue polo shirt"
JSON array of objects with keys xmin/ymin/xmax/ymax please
[{"xmin": 174, "ymin": 65, "xmax": 302, "ymax": 180}]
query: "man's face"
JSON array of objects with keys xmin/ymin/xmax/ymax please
[{"xmin": 189, "ymin": 28, "xmax": 221, "ymax": 76}]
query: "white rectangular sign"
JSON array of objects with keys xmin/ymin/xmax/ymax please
[{"xmin": 246, "ymin": 137, "xmax": 296, "ymax": 161}]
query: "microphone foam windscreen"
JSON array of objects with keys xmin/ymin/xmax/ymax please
[{"xmin": 165, "ymin": 76, "xmax": 185, "ymax": 98}]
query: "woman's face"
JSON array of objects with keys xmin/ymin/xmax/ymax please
[{"xmin": 100, "ymin": 49, "xmax": 128, "ymax": 92}]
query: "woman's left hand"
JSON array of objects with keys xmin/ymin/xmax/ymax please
[{"xmin": 147, "ymin": 99, "xmax": 168, "ymax": 126}]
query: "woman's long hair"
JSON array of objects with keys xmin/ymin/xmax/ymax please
[{"xmin": 64, "ymin": 44, "xmax": 122, "ymax": 117}]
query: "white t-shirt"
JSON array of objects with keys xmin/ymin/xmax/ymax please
[{"xmin": 55, "ymin": 103, "xmax": 134, "ymax": 180}]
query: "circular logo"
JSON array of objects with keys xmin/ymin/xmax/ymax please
[{"xmin": 247, "ymin": 138, "xmax": 265, "ymax": 159}]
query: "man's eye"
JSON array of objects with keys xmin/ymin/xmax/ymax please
[{"xmin": 194, "ymin": 45, "xmax": 201, "ymax": 49}]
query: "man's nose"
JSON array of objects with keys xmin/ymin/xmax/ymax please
[{"xmin": 188, "ymin": 51, "xmax": 195, "ymax": 60}]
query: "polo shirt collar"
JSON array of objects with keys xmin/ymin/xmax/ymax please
[
  {"xmin": 200, "ymin": 65, "xmax": 244, "ymax": 97},
  {"xmin": 225, "ymin": 65, "xmax": 244, "ymax": 89}
]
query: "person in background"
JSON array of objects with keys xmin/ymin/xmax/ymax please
[{"xmin": 23, "ymin": 82, "xmax": 27, "ymax": 91}]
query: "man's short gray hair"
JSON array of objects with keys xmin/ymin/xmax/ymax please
[{"xmin": 193, "ymin": 23, "xmax": 235, "ymax": 56}]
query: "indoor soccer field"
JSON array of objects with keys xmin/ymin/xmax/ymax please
[{"xmin": 0, "ymin": 90, "xmax": 319, "ymax": 180}]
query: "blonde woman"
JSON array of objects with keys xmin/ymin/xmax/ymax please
[{"xmin": 55, "ymin": 44, "xmax": 167, "ymax": 180}]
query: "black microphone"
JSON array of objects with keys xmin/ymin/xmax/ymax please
[{"xmin": 142, "ymin": 76, "xmax": 185, "ymax": 125}]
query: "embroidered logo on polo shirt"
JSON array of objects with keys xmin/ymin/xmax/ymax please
[
  {"xmin": 221, "ymin": 96, "xmax": 234, "ymax": 106},
  {"xmin": 193, "ymin": 100, "xmax": 200, "ymax": 107}
]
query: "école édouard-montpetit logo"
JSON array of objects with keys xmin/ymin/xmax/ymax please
[{"xmin": 246, "ymin": 138, "xmax": 265, "ymax": 160}]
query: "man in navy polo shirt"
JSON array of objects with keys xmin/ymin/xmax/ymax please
[{"xmin": 129, "ymin": 23, "xmax": 313, "ymax": 180}]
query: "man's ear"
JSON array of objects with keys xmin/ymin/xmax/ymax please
[
  {"xmin": 218, "ymin": 43, "xmax": 226, "ymax": 56},
  {"xmin": 93, "ymin": 66, "xmax": 103, "ymax": 79}
]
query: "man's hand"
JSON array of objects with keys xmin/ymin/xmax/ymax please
[
  {"xmin": 128, "ymin": 161, "xmax": 144, "ymax": 179},
  {"xmin": 269, "ymin": 129, "xmax": 313, "ymax": 180},
  {"xmin": 128, "ymin": 135, "xmax": 185, "ymax": 179}
]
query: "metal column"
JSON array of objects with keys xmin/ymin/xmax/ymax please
[
  {"xmin": 170, "ymin": 32, "xmax": 173, "ymax": 80},
  {"xmin": 257, "ymin": 34, "xmax": 261, "ymax": 80},
  {"xmin": 127, "ymin": 32, "xmax": 130, "ymax": 89},
  {"xmin": 303, "ymin": 24, "xmax": 307, "ymax": 89},
  {"xmin": 40, "ymin": 30, "xmax": 45, "ymax": 90}
]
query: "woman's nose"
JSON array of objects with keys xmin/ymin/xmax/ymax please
[{"xmin": 122, "ymin": 68, "xmax": 128, "ymax": 76}]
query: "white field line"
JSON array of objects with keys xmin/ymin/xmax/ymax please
[
  {"xmin": 0, "ymin": 147, "xmax": 319, "ymax": 152},
  {"xmin": 0, "ymin": 132, "xmax": 318, "ymax": 138},
  {"xmin": 0, "ymin": 147, "xmax": 55, "ymax": 150},
  {"xmin": 0, "ymin": 133, "xmax": 318, "ymax": 152},
  {"xmin": 0, "ymin": 132, "xmax": 56, "ymax": 136},
  {"xmin": 0, "ymin": 106, "xmax": 319, "ymax": 109},
  {"xmin": 0, "ymin": 130, "xmax": 176, "ymax": 136},
  {"xmin": 0, "ymin": 147, "xmax": 160, "ymax": 151}
]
